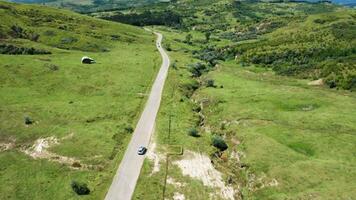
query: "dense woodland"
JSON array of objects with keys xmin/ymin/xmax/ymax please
[{"xmin": 103, "ymin": 10, "xmax": 182, "ymax": 27}]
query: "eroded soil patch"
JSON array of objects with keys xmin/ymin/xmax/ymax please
[{"xmin": 173, "ymin": 150, "xmax": 235, "ymax": 200}]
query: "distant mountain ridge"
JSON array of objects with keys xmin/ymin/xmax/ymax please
[{"xmin": 8, "ymin": 0, "xmax": 356, "ymax": 5}]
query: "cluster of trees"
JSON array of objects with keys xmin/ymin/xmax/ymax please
[
  {"xmin": 233, "ymin": 14, "xmax": 356, "ymax": 90},
  {"xmin": 10, "ymin": 25, "xmax": 40, "ymax": 42},
  {"xmin": 193, "ymin": 45, "xmax": 226, "ymax": 66},
  {"xmin": 103, "ymin": 10, "xmax": 182, "ymax": 27}
]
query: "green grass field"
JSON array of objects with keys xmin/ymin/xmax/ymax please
[{"xmin": 0, "ymin": 1, "xmax": 160, "ymax": 199}]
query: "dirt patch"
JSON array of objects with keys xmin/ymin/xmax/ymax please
[
  {"xmin": 230, "ymin": 150, "xmax": 245, "ymax": 163},
  {"xmin": 308, "ymin": 79, "xmax": 323, "ymax": 86},
  {"xmin": 21, "ymin": 136, "xmax": 89, "ymax": 170},
  {"xmin": 0, "ymin": 142, "xmax": 15, "ymax": 152},
  {"xmin": 247, "ymin": 173, "xmax": 279, "ymax": 191},
  {"xmin": 167, "ymin": 177, "xmax": 186, "ymax": 188},
  {"xmin": 146, "ymin": 141, "xmax": 163, "ymax": 175},
  {"xmin": 222, "ymin": 118, "xmax": 273, "ymax": 128},
  {"xmin": 173, "ymin": 192, "xmax": 185, "ymax": 200},
  {"xmin": 61, "ymin": 132, "xmax": 74, "ymax": 140},
  {"xmin": 173, "ymin": 151, "xmax": 235, "ymax": 200}
]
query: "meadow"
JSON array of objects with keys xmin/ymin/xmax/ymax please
[{"xmin": 0, "ymin": 1, "xmax": 160, "ymax": 199}]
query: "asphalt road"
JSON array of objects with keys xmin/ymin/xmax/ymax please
[{"xmin": 104, "ymin": 32, "xmax": 170, "ymax": 200}]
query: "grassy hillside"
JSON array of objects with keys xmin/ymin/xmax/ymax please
[
  {"xmin": 235, "ymin": 10, "xmax": 356, "ymax": 90},
  {"xmin": 126, "ymin": 0, "xmax": 356, "ymax": 199},
  {"xmin": 0, "ymin": 1, "xmax": 160, "ymax": 199},
  {"xmin": 10, "ymin": 0, "xmax": 164, "ymax": 12},
  {"xmin": 102, "ymin": 0, "xmax": 355, "ymax": 90},
  {"xmin": 133, "ymin": 25, "xmax": 356, "ymax": 200}
]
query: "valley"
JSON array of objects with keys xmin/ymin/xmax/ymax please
[{"xmin": 0, "ymin": 0, "xmax": 355, "ymax": 200}]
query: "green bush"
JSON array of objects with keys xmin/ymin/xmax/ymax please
[
  {"xmin": 206, "ymin": 79, "xmax": 216, "ymax": 88},
  {"xmin": 188, "ymin": 128, "xmax": 200, "ymax": 137},
  {"xmin": 188, "ymin": 63, "xmax": 207, "ymax": 77},
  {"xmin": 124, "ymin": 125, "xmax": 134, "ymax": 134},
  {"xmin": 71, "ymin": 181, "xmax": 90, "ymax": 195},
  {"xmin": 24, "ymin": 116, "xmax": 33, "ymax": 125},
  {"xmin": 212, "ymin": 135, "xmax": 228, "ymax": 151}
]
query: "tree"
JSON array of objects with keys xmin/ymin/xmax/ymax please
[
  {"xmin": 71, "ymin": 181, "xmax": 90, "ymax": 195},
  {"xmin": 188, "ymin": 128, "xmax": 200, "ymax": 137},
  {"xmin": 212, "ymin": 135, "xmax": 228, "ymax": 151}
]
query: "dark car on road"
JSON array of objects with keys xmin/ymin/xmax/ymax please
[{"xmin": 137, "ymin": 146, "xmax": 147, "ymax": 155}]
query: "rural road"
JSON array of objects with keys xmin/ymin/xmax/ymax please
[{"xmin": 104, "ymin": 31, "xmax": 170, "ymax": 200}]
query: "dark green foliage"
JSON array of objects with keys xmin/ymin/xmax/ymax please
[
  {"xmin": 10, "ymin": 25, "xmax": 25, "ymax": 38},
  {"xmin": 171, "ymin": 62, "xmax": 177, "ymax": 69},
  {"xmin": 124, "ymin": 125, "xmax": 134, "ymax": 134},
  {"xmin": 184, "ymin": 33, "xmax": 192, "ymax": 44},
  {"xmin": 0, "ymin": 44, "xmax": 51, "ymax": 55},
  {"xmin": 205, "ymin": 31, "xmax": 211, "ymax": 42},
  {"xmin": 194, "ymin": 45, "xmax": 225, "ymax": 66},
  {"xmin": 10, "ymin": 25, "xmax": 41, "ymax": 42},
  {"xmin": 24, "ymin": 116, "xmax": 33, "ymax": 125},
  {"xmin": 165, "ymin": 43, "xmax": 172, "ymax": 51},
  {"xmin": 103, "ymin": 10, "xmax": 182, "ymax": 27},
  {"xmin": 206, "ymin": 79, "xmax": 216, "ymax": 88},
  {"xmin": 180, "ymin": 79, "xmax": 199, "ymax": 97},
  {"xmin": 71, "ymin": 181, "xmax": 90, "ymax": 195},
  {"xmin": 212, "ymin": 135, "xmax": 228, "ymax": 151},
  {"xmin": 61, "ymin": 37, "xmax": 78, "ymax": 44},
  {"xmin": 188, "ymin": 62, "xmax": 207, "ymax": 77},
  {"xmin": 233, "ymin": 11, "xmax": 356, "ymax": 90},
  {"xmin": 188, "ymin": 128, "xmax": 200, "ymax": 137}
]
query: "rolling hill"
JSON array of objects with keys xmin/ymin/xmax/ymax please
[
  {"xmin": 1, "ymin": 0, "xmax": 356, "ymax": 199},
  {"xmin": 0, "ymin": 1, "xmax": 160, "ymax": 199}
]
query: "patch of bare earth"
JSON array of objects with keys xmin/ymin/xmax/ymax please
[
  {"xmin": 167, "ymin": 176, "xmax": 186, "ymax": 187},
  {"xmin": 173, "ymin": 192, "xmax": 185, "ymax": 200},
  {"xmin": 146, "ymin": 141, "xmax": 163, "ymax": 175},
  {"xmin": 21, "ymin": 135, "xmax": 90, "ymax": 170},
  {"xmin": 308, "ymin": 78, "xmax": 324, "ymax": 86},
  {"xmin": 0, "ymin": 142, "xmax": 15, "ymax": 152},
  {"xmin": 173, "ymin": 150, "xmax": 235, "ymax": 200}
]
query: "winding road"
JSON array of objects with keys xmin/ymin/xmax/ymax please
[{"xmin": 104, "ymin": 31, "xmax": 170, "ymax": 200}]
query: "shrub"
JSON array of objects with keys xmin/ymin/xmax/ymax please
[
  {"xmin": 124, "ymin": 125, "xmax": 134, "ymax": 134},
  {"xmin": 205, "ymin": 31, "xmax": 211, "ymax": 42},
  {"xmin": 61, "ymin": 37, "xmax": 78, "ymax": 44},
  {"xmin": 180, "ymin": 80, "xmax": 199, "ymax": 97},
  {"xmin": 188, "ymin": 63, "xmax": 207, "ymax": 77},
  {"xmin": 0, "ymin": 44, "xmax": 51, "ymax": 55},
  {"xmin": 188, "ymin": 128, "xmax": 199, "ymax": 137},
  {"xmin": 30, "ymin": 33, "xmax": 40, "ymax": 42},
  {"xmin": 165, "ymin": 43, "xmax": 172, "ymax": 51},
  {"xmin": 45, "ymin": 64, "xmax": 59, "ymax": 71},
  {"xmin": 212, "ymin": 135, "xmax": 228, "ymax": 151},
  {"xmin": 24, "ymin": 116, "xmax": 33, "ymax": 125},
  {"xmin": 185, "ymin": 33, "xmax": 192, "ymax": 44},
  {"xmin": 71, "ymin": 181, "xmax": 90, "ymax": 195},
  {"xmin": 171, "ymin": 62, "xmax": 177, "ymax": 70},
  {"xmin": 11, "ymin": 25, "xmax": 25, "ymax": 38},
  {"xmin": 206, "ymin": 79, "xmax": 216, "ymax": 88}
]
